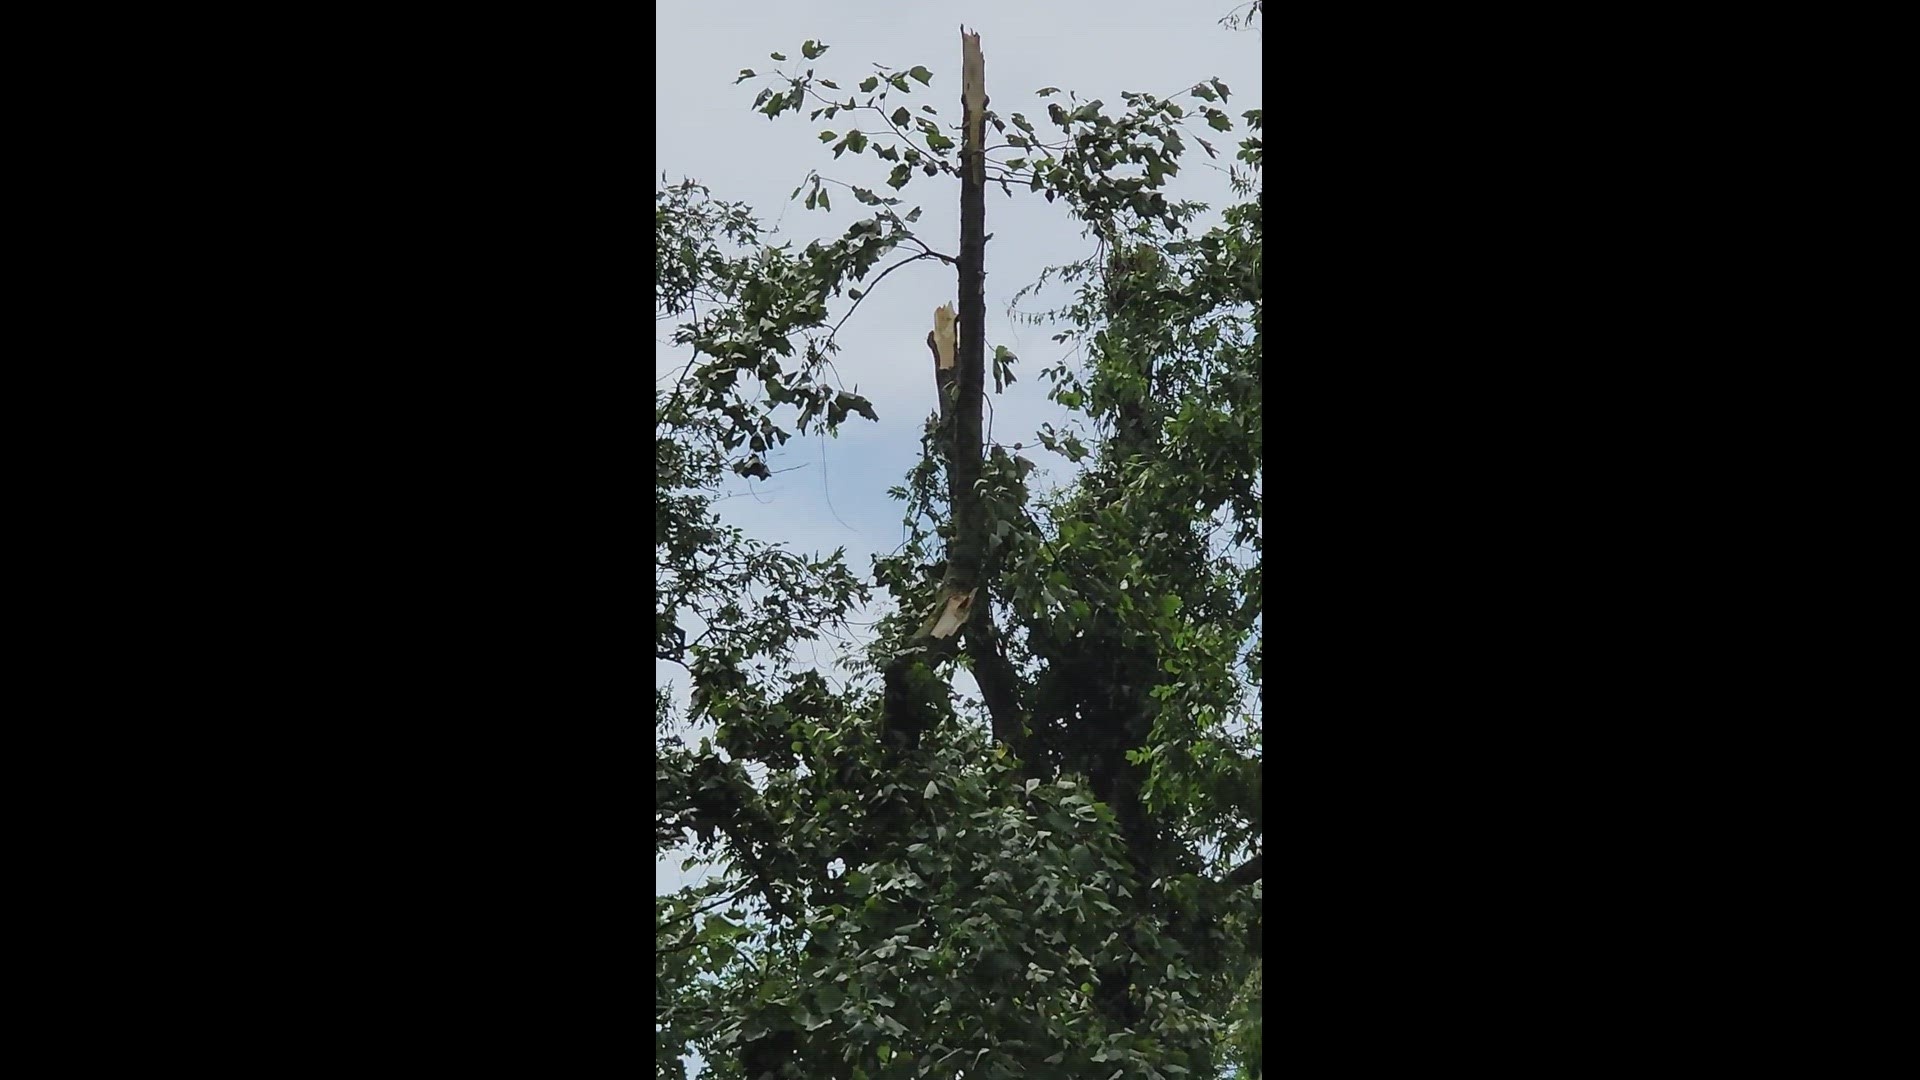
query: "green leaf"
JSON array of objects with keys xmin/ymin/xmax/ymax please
[
  {"xmin": 909, "ymin": 65, "xmax": 932, "ymax": 85},
  {"xmin": 770, "ymin": 52, "xmax": 787, "ymax": 62},
  {"xmin": 734, "ymin": 69, "xmax": 756, "ymax": 84},
  {"xmin": 846, "ymin": 130, "xmax": 868, "ymax": 154},
  {"xmin": 891, "ymin": 106, "xmax": 911, "ymax": 128},
  {"xmin": 819, "ymin": 131, "xmax": 837, "ymax": 142},
  {"xmin": 887, "ymin": 163, "xmax": 912, "ymax": 189},
  {"xmin": 1036, "ymin": 86, "xmax": 1060, "ymax": 96},
  {"xmin": 802, "ymin": 40, "xmax": 828, "ymax": 59},
  {"xmin": 877, "ymin": 1044, "xmax": 892, "ymax": 1064},
  {"xmin": 1207, "ymin": 110, "xmax": 1233, "ymax": 132},
  {"xmin": 859, "ymin": 75, "xmax": 880, "ymax": 93}
]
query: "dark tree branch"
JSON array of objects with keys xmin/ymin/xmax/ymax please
[
  {"xmin": 901, "ymin": 234, "xmax": 958, "ymax": 265},
  {"xmin": 824, "ymin": 250, "xmax": 939, "ymax": 343},
  {"xmin": 657, "ymin": 884, "xmax": 754, "ymax": 934},
  {"xmin": 965, "ymin": 611, "xmax": 1034, "ymax": 763},
  {"xmin": 716, "ymin": 816, "xmax": 799, "ymax": 925},
  {"xmin": 1223, "ymin": 852, "xmax": 1263, "ymax": 890}
]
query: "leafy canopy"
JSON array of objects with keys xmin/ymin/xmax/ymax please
[{"xmin": 659, "ymin": 11, "xmax": 1262, "ymax": 1079}]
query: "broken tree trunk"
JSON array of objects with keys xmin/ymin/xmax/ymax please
[{"xmin": 878, "ymin": 28, "xmax": 1031, "ymax": 764}]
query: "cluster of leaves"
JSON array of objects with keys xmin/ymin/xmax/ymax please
[
  {"xmin": 982, "ymin": 81, "xmax": 1264, "ymax": 874},
  {"xmin": 664, "ymin": 715, "xmax": 1251, "ymax": 1079},
  {"xmin": 658, "ymin": 168, "xmax": 917, "ymax": 1077},
  {"xmin": 657, "ymin": 178, "xmax": 897, "ymax": 475},
  {"xmin": 656, "ymin": 172, "xmax": 919, "ymax": 672},
  {"xmin": 744, "ymin": 45, "xmax": 948, "ymax": 185},
  {"xmin": 658, "ymin": 8, "xmax": 1263, "ymax": 1077}
]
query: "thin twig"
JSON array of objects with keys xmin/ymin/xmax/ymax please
[
  {"xmin": 800, "ymin": 84, "xmax": 948, "ymax": 166},
  {"xmin": 819, "ymin": 434, "xmax": 862, "ymax": 535},
  {"xmin": 823, "ymin": 250, "xmax": 941, "ymax": 344}
]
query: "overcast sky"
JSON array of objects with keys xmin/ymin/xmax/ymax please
[{"xmin": 657, "ymin": 4, "xmax": 1258, "ymax": 1071}]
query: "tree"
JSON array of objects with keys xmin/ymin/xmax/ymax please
[{"xmin": 659, "ymin": 13, "xmax": 1262, "ymax": 1079}]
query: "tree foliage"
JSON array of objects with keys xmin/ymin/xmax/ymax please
[{"xmin": 659, "ymin": 11, "xmax": 1261, "ymax": 1078}]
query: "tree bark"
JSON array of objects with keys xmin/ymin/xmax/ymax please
[{"xmin": 952, "ymin": 26, "xmax": 987, "ymax": 593}]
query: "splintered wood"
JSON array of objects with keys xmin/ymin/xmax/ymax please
[
  {"xmin": 926, "ymin": 587, "xmax": 978, "ymax": 639},
  {"xmin": 932, "ymin": 303, "xmax": 957, "ymax": 370},
  {"xmin": 961, "ymin": 28, "xmax": 986, "ymax": 183}
]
